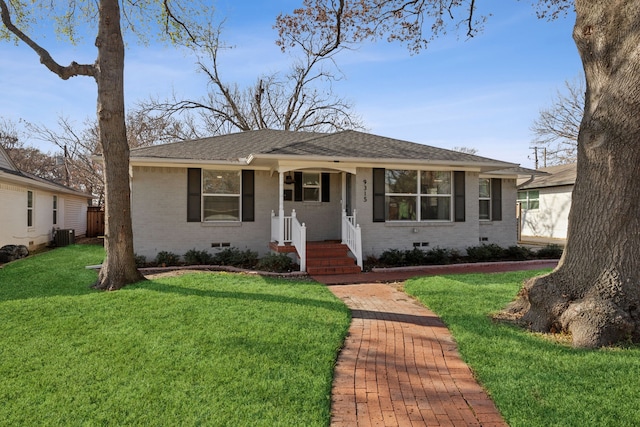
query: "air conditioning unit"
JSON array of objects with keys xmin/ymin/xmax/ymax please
[{"xmin": 54, "ymin": 229, "xmax": 75, "ymax": 247}]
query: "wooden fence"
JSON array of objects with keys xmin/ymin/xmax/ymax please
[{"xmin": 87, "ymin": 206, "xmax": 105, "ymax": 238}]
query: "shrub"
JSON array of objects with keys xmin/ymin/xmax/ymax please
[
  {"xmin": 255, "ymin": 253, "xmax": 295, "ymax": 272},
  {"xmin": 536, "ymin": 244, "xmax": 564, "ymax": 259},
  {"xmin": 504, "ymin": 245, "xmax": 534, "ymax": 261},
  {"xmin": 155, "ymin": 251, "xmax": 180, "ymax": 266},
  {"xmin": 363, "ymin": 255, "xmax": 380, "ymax": 270},
  {"xmin": 466, "ymin": 244, "xmax": 505, "ymax": 262},
  {"xmin": 184, "ymin": 249, "xmax": 213, "ymax": 265},
  {"xmin": 377, "ymin": 247, "xmax": 462, "ymax": 267},
  {"xmin": 378, "ymin": 249, "xmax": 406, "ymax": 267},
  {"xmin": 134, "ymin": 253, "xmax": 147, "ymax": 268},
  {"xmin": 212, "ymin": 248, "xmax": 259, "ymax": 269},
  {"xmin": 404, "ymin": 247, "xmax": 427, "ymax": 266},
  {"xmin": 424, "ymin": 247, "xmax": 459, "ymax": 265}
]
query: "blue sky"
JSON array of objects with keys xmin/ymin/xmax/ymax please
[{"xmin": 0, "ymin": 1, "xmax": 581, "ymax": 168}]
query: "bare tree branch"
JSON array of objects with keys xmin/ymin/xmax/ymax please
[
  {"xmin": 162, "ymin": 0, "xmax": 199, "ymax": 46},
  {"xmin": 0, "ymin": 0, "xmax": 96, "ymax": 80},
  {"xmin": 276, "ymin": 0, "xmax": 489, "ymax": 54},
  {"xmin": 141, "ymin": 22, "xmax": 365, "ymax": 135},
  {"xmin": 530, "ymin": 76, "xmax": 583, "ymax": 165}
]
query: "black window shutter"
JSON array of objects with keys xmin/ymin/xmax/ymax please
[
  {"xmin": 321, "ymin": 173, "xmax": 330, "ymax": 202},
  {"xmin": 372, "ymin": 168, "xmax": 386, "ymax": 222},
  {"xmin": 491, "ymin": 178, "xmax": 502, "ymax": 221},
  {"xmin": 454, "ymin": 171, "xmax": 465, "ymax": 222},
  {"xmin": 294, "ymin": 172, "xmax": 303, "ymax": 201},
  {"xmin": 241, "ymin": 170, "xmax": 255, "ymax": 222},
  {"xmin": 187, "ymin": 168, "xmax": 201, "ymax": 222}
]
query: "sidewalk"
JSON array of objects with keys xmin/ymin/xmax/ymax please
[{"xmin": 319, "ymin": 261, "xmax": 557, "ymax": 426}]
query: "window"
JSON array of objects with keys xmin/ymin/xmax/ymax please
[
  {"xmin": 420, "ymin": 171, "xmax": 451, "ymax": 221},
  {"xmin": 384, "ymin": 170, "xmax": 451, "ymax": 221},
  {"xmin": 53, "ymin": 195, "xmax": 58, "ymax": 225},
  {"xmin": 386, "ymin": 170, "xmax": 417, "ymax": 220},
  {"xmin": 479, "ymin": 178, "xmax": 491, "ymax": 220},
  {"xmin": 187, "ymin": 169, "xmax": 254, "ymax": 223},
  {"xmin": 27, "ymin": 190, "xmax": 34, "ymax": 227},
  {"xmin": 302, "ymin": 172, "xmax": 320, "ymax": 202},
  {"xmin": 202, "ymin": 170, "xmax": 240, "ymax": 221},
  {"xmin": 518, "ymin": 190, "xmax": 540, "ymax": 210}
]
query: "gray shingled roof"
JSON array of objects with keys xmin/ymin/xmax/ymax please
[
  {"xmin": 130, "ymin": 129, "xmax": 515, "ymax": 167},
  {"xmin": 518, "ymin": 163, "xmax": 576, "ymax": 189},
  {"xmin": 0, "ymin": 161, "xmax": 92, "ymax": 199}
]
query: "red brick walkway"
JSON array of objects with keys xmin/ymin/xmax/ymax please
[
  {"xmin": 326, "ymin": 281, "xmax": 511, "ymax": 427},
  {"xmin": 319, "ymin": 261, "xmax": 559, "ymax": 426}
]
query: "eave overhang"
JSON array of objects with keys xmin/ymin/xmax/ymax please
[
  {"xmin": 0, "ymin": 170, "xmax": 93, "ymax": 199},
  {"xmin": 129, "ymin": 153, "xmax": 519, "ymax": 175}
]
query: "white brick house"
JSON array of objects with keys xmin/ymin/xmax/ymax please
[
  {"xmin": 129, "ymin": 130, "xmax": 529, "ymax": 272},
  {"xmin": 0, "ymin": 145, "xmax": 91, "ymax": 250}
]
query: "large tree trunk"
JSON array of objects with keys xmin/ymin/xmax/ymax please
[
  {"xmin": 93, "ymin": 0, "xmax": 144, "ymax": 290},
  {"xmin": 504, "ymin": 1, "xmax": 640, "ymax": 348}
]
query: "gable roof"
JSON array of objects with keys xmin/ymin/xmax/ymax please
[
  {"xmin": 0, "ymin": 144, "xmax": 19, "ymax": 172},
  {"xmin": 517, "ymin": 163, "xmax": 576, "ymax": 189},
  {"xmin": 130, "ymin": 129, "xmax": 518, "ymax": 172}
]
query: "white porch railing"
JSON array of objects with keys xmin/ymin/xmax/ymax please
[
  {"xmin": 271, "ymin": 209, "xmax": 306, "ymax": 271},
  {"xmin": 271, "ymin": 209, "xmax": 294, "ymax": 243},
  {"xmin": 342, "ymin": 209, "xmax": 363, "ymax": 269},
  {"xmin": 290, "ymin": 211, "xmax": 307, "ymax": 272}
]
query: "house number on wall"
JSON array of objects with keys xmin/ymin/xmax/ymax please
[{"xmin": 363, "ymin": 179, "xmax": 368, "ymax": 202}]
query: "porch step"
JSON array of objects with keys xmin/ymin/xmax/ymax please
[
  {"xmin": 307, "ymin": 265, "xmax": 363, "ymax": 275},
  {"xmin": 306, "ymin": 241, "xmax": 361, "ymax": 276},
  {"xmin": 269, "ymin": 241, "xmax": 298, "ymax": 253}
]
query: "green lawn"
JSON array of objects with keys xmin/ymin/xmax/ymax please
[
  {"xmin": 0, "ymin": 245, "xmax": 350, "ymax": 426},
  {"xmin": 405, "ymin": 271, "xmax": 640, "ymax": 427}
]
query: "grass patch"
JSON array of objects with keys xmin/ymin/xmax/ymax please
[
  {"xmin": 0, "ymin": 245, "xmax": 350, "ymax": 426},
  {"xmin": 405, "ymin": 270, "xmax": 640, "ymax": 427}
]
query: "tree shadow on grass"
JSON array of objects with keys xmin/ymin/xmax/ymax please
[{"xmin": 129, "ymin": 276, "xmax": 349, "ymax": 314}]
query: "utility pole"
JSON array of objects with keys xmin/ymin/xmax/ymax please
[{"xmin": 529, "ymin": 146, "xmax": 539, "ymax": 169}]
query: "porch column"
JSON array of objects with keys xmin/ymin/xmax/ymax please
[
  {"xmin": 278, "ymin": 171, "xmax": 285, "ymax": 246},
  {"xmin": 341, "ymin": 172, "xmax": 346, "ymax": 212}
]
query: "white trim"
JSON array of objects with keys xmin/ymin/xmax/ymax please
[
  {"xmin": 128, "ymin": 156, "xmax": 519, "ymax": 176},
  {"xmin": 0, "ymin": 171, "xmax": 92, "ymax": 199}
]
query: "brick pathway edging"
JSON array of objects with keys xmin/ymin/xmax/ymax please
[{"xmin": 328, "ymin": 283, "xmax": 508, "ymax": 427}]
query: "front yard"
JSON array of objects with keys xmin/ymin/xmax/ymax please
[
  {"xmin": 405, "ymin": 272, "xmax": 640, "ymax": 427},
  {"xmin": 5, "ymin": 245, "xmax": 638, "ymax": 426},
  {"xmin": 0, "ymin": 245, "xmax": 350, "ymax": 426}
]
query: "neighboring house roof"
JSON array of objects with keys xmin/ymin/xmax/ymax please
[
  {"xmin": 517, "ymin": 163, "xmax": 577, "ymax": 190},
  {"xmin": 0, "ymin": 144, "xmax": 92, "ymax": 199},
  {"xmin": 0, "ymin": 143, "xmax": 19, "ymax": 172},
  {"xmin": 129, "ymin": 129, "xmax": 520, "ymax": 172}
]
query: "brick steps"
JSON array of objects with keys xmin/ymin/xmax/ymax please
[
  {"xmin": 306, "ymin": 242, "xmax": 361, "ymax": 276},
  {"xmin": 269, "ymin": 240, "xmax": 362, "ymax": 275},
  {"xmin": 269, "ymin": 241, "xmax": 298, "ymax": 253},
  {"xmin": 307, "ymin": 265, "xmax": 362, "ymax": 275}
]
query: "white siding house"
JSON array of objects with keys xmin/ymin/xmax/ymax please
[
  {"xmin": 128, "ymin": 130, "xmax": 532, "ymax": 271},
  {"xmin": 517, "ymin": 163, "xmax": 576, "ymax": 243},
  {"xmin": 0, "ymin": 145, "xmax": 92, "ymax": 250}
]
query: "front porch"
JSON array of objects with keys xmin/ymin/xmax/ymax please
[{"xmin": 270, "ymin": 209, "xmax": 362, "ymax": 275}]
